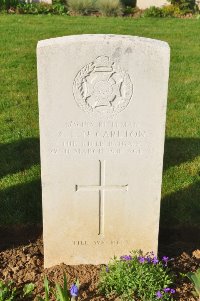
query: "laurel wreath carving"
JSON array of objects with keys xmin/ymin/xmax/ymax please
[
  {"xmin": 73, "ymin": 63, "xmax": 95, "ymax": 113},
  {"xmin": 73, "ymin": 58, "xmax": 133, "ymax": 116}
]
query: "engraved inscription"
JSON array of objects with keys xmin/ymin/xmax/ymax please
[
  {"xmin": 73, "ymin": 56, "xmax": 133, "ymax": 116},
  {"xmin": 94, "ymin": 241, "xmax": 104, "ymax": 245},
  {"xmin": 50, "ymin": 121, "xmax": 147, "ymax": 157},
  {"xmin": 73, "ymin": 241, "xmax": 87, "ymax": 246},
  {"xmin": 76, "ymin": 160, "xmax": 128, "ymax": 236},
  {"xmin": 72, "ymin": 240, "xmax": 130, "ymax": 246},
  {"xmin": 110, "ymin": 241, "xmax": 119, "ymax": 245}
]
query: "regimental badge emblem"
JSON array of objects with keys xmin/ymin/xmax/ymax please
[{"xmin": 73, "ymin": 56, "xmax": 133, "ymax": 116}]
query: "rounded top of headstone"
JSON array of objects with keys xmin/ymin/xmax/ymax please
[
  {"xmin": 37, "ymin": 34, "xmax": 170, "ymax": 118},
  {"xmin": 37, "ymin": 34, "xmax": 170, "ymax": 52}
]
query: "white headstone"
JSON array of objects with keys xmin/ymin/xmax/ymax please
[
  {"xmin": 136, "ymin": 0, "xmax": 167, "ymax": 8},
  {"xmin": 37, "ymin": 34, "xmax": 170, "ymax": 268}
]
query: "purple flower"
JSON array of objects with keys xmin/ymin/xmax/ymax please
[
  {"xmin": 162, "ymin": 256, "xmax": 169, "ymax": 266},
  {"xmin": 138, "ymin": 256, "xmax": 146, "ymax": 263},
  {"xmin": 106, "ymin": 266, "xmax": 109, "ymax": 273},
  {"xmin": 163, "ymin": 288, "xmax": 171, "ymax": 293},
  {"xmin": 70, "ymin": 284, "xmax": 79, "ymax": 297},
  {"xmin": 162, "ymin": 256, "xmax": 169, "ymax": 262},
  {"xmin": 156, "ymin": 291, "xmax": 163, "ymax": 299},
  {"xmin": 120, "ymin": 255, "xmax": 132, "ymax": 261},
  {"xmin": 170, "ymin": 289, "xmax": 176, "ymax": 294},
  {"xmin": 139, "ymin": 256, "xmax": 153, "ymax": 263},
  {"xmin": 145, "ymin": 256, "xmax": 152, "ymax": 263},
  {"xmin": 152, "ymin": 256, "xmax": 159, "ymax": 265}
]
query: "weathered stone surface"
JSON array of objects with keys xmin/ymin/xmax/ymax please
[
  {"xmin": 136, "ymin": 0, "xmax": 167, "ymax": 9},
  {"xmin": 37, "ymin": 34, "xmax": 170, "ymax": 268},
  {"xmin": 137, "ymin": 0, "xmax": 199, "ymax": 9}
]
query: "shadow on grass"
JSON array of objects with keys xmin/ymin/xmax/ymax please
[
  {"xmin": 0, "ymin": 179, "xmax": 42, "ymax": 225},
  {"xmin": 159, "ymin": 180, "xmax": 200, "ymax": 256},
  {"xmin": 0, "ymin": 137, "xmax": 40, "ymax": 178},
  {"xmin": 0, "ymin": 138, "xmax": 42, "ymax": 249},
  {"xmin": 159, "ymin": 137, "xmax": 200, "ymax": 255},
  {"xmin": 0, "ymin": 179, "xmax": 42, "ymax": 251},
  {"xmin": 163, "ymin": 137, "xmax": 200, "ymax": 171}
]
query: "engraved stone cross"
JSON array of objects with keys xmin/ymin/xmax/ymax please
[{"xmin": 75, "ymin": 160, "xmax": 128, "ymax": 236}]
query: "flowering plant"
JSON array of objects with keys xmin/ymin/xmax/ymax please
[
  {"xmin": 98, "ymin": 250, "xmax": 175, "ymax": 301},
  {"xmin": 37, "ymin": 274, "xmax": 79, "ymax": 301}
]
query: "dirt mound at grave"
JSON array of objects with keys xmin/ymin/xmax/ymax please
[{"xmin": 0, "ymin": 237, "xmax": 199, "ymax": 300}]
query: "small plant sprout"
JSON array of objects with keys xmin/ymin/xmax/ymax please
[
  {"xmin": 37, "ymin": 277, "xmax": 50, "ymax": 301},
  {"xmin": 99, "ymin": 250, "xmax": 175, "ymax": 301},
  {"xmin": 37, "ymin": 274, "xmax": 79, "ymax": 301},
  {"xmin": 54, "ymin": 274, "xmax": 69, "ymax": 301},
  {"xmin": 187, "ymin": 268, "xmax": 200, "ymax": 300}
]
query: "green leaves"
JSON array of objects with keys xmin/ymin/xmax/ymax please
[
  {"xmin": 187, "ymin": 269, "xmax": 200, "ymax": 298},
  {"xmin": 0, "ymin": 280, "xmax": 34, "ymax": 301},
  {"xmin": 16, "ymin": 2, "xmax": 68, "ymax": 15},
  {"xmin": 98, "ymin": 251, "xmax": 175, "ymax": 301},
  {"xmin": 0, "ymin": 281, "xmax": 17, "ymax": 301},
  {"xmin": 23, "ymin": 283, "xmax": 35, "ymax": 297}
]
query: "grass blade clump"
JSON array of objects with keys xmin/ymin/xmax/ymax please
[
  {"xmin": 67, "ymin": 0, "xmax": 96, "ymax": 15},
  {"xmin": 55, "ymin": 274, "xmax": 70, "ymax": 301},
  {"xmin": 98, "ymin": 250, "xmax": 175, "ymax": 301},
  {"xmin": 96, "ymin": 0, "xmax": 122, "ymax": 16}
]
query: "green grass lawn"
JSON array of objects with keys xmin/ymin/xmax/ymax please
[{"xmin": 0, "ymin": 15, "xmax": 200, "ymax": 228}]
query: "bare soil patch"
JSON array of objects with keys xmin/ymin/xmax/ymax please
[{"xmin": 0, "ymin": 225, "xmax": 200, "ymax": 300}]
